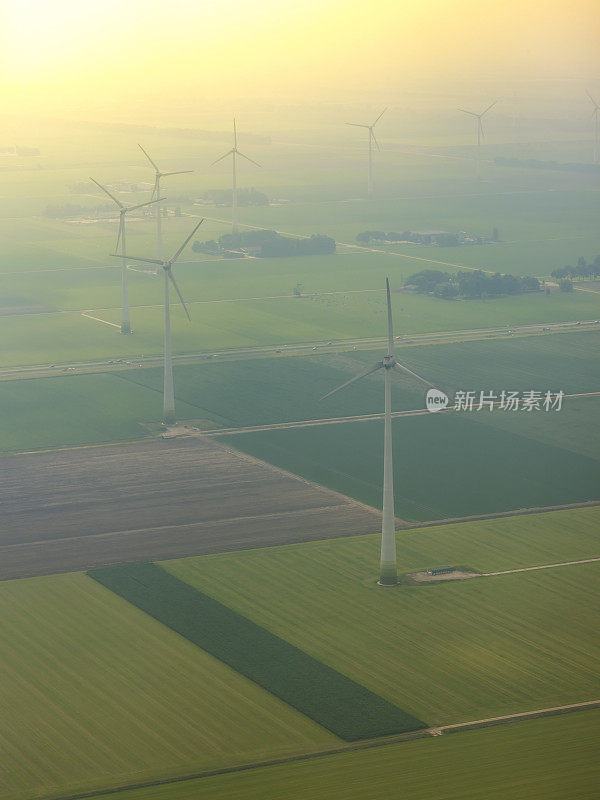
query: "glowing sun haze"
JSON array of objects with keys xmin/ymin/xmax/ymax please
[{"xmin": 1, "ymin": 0, "xmax": 598, "ymax": 120}]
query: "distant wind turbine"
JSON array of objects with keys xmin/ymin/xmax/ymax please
[
  {"xmin": 458, "ymin": 100, "xmax": 497, "ymax": 178},
  {"xmin": 346, "ymin": 108, "xmax": 387, "ymax": 196},
  {"xmin": 138, "ymin": 145, "xmax": 193, "ymax": 265},
  {"xmin": 210, "ymin": 119, "xmax": 261, "ymax": 234},
  {"xmin": 586, "ymin": 91, "xmax": 599, "ymax": 164},
  {"xmin": 112, "ymin": 220, "xmax": 204, "ymax": 424},
  {"xmin": 320, "ymin": 278, "xmax": 436, "ymax": 585},
  {"xmin": 90, "ymin": 177, "xmax": 162, "ymax": 335}
]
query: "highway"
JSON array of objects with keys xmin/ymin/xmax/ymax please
[{"xmin": 1, "ymin": 318, "xmax": 599, "ymax": 381}]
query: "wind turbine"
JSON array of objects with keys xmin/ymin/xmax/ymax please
[
  {"xmin": 320, "ymin": 278, "xmax": 435, "ymax": 585},
  {"xmin": 210, "ymin": 119, "xmax": 261, "ymax": 234},
  {"xmin": 346, "ymin": 108, "xmax": 387, "ymax": 196},
  {"xmin": 586, "ymin": 91, "xmax": 599, "ymax": 164},
  {"xmin": 90, "ymin": 178, "xmax": 162, "ymax": 334},
  {"xmin": 112, "ymin": 220, "xmax": 204, "ymax": 424},
  {"xmin": 458, "ymin": 100, "xmax": 497, "ymax": 178},
  {"xmin": 138, "ymin": 145, "xmax": 193, "ymax": 265}
]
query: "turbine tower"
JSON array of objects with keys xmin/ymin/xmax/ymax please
[
  {"xmin": 320, "ymin": 278, "xmax": 435, "ymax": 585},
  {"xmin": 346, "ymin": 108, "xmax": 387, "ymax": 196},
  {"xmin": 138, "ymin": 145, "xmax": 193, "ymax": 264},
  {"xmin": 458, "ymin": 101, "xmax": 497, "ymax": 179},
  {"xmin": 586, "ymin": 91, "xmax": 600, "ymax": 164},
  {"xmin": 211, "ymin": 119, "xmax": 261, "ymax": 234},
  {"xmin": 113, "ymin": 220, "xmax": 204, "ymax": 424},
  {"xmin": 90, "ymin": 177, "xmax": 161, "ymax": 335}
]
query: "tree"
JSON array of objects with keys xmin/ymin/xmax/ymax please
[{"xmin": 405, "ymin": 269, "xmax": 450, "ymax": 293}]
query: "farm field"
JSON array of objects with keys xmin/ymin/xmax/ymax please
[
  {"xmin": 222, "ymin": 411, "xmax": 600, "ymax": 520},
  {"xmin": 165, "ymin": 512, "xmax": 600, "ymax": 726},
  {"xmin": 2, "ymin": 332, "xmax": 599, "ymax": 524},
  {"xmin": 88, "ymin": 710, "xmax": 600, "ymax": 800},
  {"xmin": 0, "ymin": 571, "xmax": 337, "ymax": 800},
  {"xmin": 3, "ymin": 286, "xmax": 600, "ymax": 369},
  {"xmin": 0, "ymin": 437, "xmax": 380, "ymax": 580}
]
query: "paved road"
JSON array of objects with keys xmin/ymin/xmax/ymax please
[{"xmin": 2, "ymin": 319, "xmax": 598, "ymax": 381}]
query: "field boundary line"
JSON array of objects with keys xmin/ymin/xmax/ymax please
[
  {"xmin": 405, "ymin": 499, "xmax": 600, "ymax": 529},
  {"xmin": 482, "ymin": 556, "xmax": 600, "ymax": 577},
  {"xmin": 80, "ymin": 312, "xmax": 120, "ymax": 329},
  {"xmin": 39, "ymin": 700, "xmax": 600, "ymax": 800}
]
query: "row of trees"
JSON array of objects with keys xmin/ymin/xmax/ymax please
[
  {"xmin": 406, "ymin": 269, "xmax": 540, "ymax": 299},
  {"xmin": 193, "ymin": 229, "xmax": 335, "ymax": 258},
  {"xmin": 550, "ymin": 257, "xmax": 600, "ymax": 282}
]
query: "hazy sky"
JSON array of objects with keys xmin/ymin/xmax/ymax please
[{"xmin": 1, "ymin": 0, "xmax": 598, "ymax": 120}]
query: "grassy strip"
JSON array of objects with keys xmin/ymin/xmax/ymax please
[{"xmin": 88, "ymin": 562, "xmax": 426, "ymax": 741}]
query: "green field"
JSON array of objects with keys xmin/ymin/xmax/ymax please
[
  {"xmin": 2, "ymin": 276, "xmax": 599, "ymax": 369},
  {"xmin": 90, "ymin": 562, "xmax": 425, "ymax": 740},
  {"xmin": 165, "ymin": 509, "xmax": 600, "ymax": 726},
  {"xmin": 2, "ymin": 329, "xmax": 598, "ymax": 456},
  {"xmin": 0, "ymin": 572, "xmax": 337, "ymax": 800},
  {"xmin": 89, "ymin": 710, "xmax": 600, "ymax": 800},
  {"xmin": 222, "ymin": 412, "xmax": 600, "ymax": 520}
]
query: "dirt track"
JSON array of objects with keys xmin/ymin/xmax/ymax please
[{"xmin": 0, "ymin": 438, "xmax": 380, "ymax": 580}]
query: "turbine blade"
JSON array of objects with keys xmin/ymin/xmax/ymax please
[
  {"xmin": 233, "ymin": 117, "xmax": 237, "ymax": 148},
  {"xmin": 346, "ymin": 122, "xmax": 370, "ymax": 128},
  {"xmin": 168, "ymin": 219, "xmax": 204, "ymax": 265},
  {"xmin": 458, "ymin": 109, "xmax": 478, "ymax": 117},
  {"xmin": 89, "ymin": 177, "xmax": 123, "ymax": 208},
  {"xmin": 111, "ymin": 253, "xmax": 162, "ymax": 266},
  {"xmin": 162, "ymin": 170, "xmax": 194, "ymax": 177},
  {"xmin": 481, "ymin": 100, "xmax": 498, "ymax": 117},
  {"xmin": 211, "ymin": 149, "xmax": 234, "ymax": 166},
  {"xmin": 138, "ymin": 144, "xmax": 160, "ymax": 173},
  {"xmin": 372, "ymin": 107, "xmax": 387, "ymax": 126},
  {"xmin": 371, "ymin": 130, "xmax": 381, "ymax": 152},
  {"xmin": 237, "ymin": 150, "xmax": 262, "ymax": 168},
  {"xmin": 479, "ymin": 117, "xmax": 485, "ymax": 140},
  {"xmin": 386, "ymin": 278, "xmax": 394, "ymax": 355},
  {"xmin": 319, "ymin": 362, "xmax": 384, "ymax": 401},
  {"xmin": 586, "ymin": 89, "xmax": 599, "ymax": 109},
  {"xmin": 125, "ymin": 196, "xmax": 165, "ymax": 213},
  {"xmin": 393, "ymin": 361, "xmax": 435, "ymax": 389},
  {"xmin": 168, "ymin": 271, "xmax": 191, "ymax": 321}
]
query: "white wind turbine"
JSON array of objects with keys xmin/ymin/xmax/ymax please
[
  {"xmin": 586, "ymin": 91, "xmax": 600, "ymax": 164},
  {"xmin": 210, "ymin": 119, "xmax": 261, "ymax": 234},
  {"xmin": 112, "ymin": 220, "xmax": 204, "ymax": 424},
  {"xmin": 320, "ymin": 278, "xmax": 435, "ymax": 585},
  {"xmin": 346, "ymin": 108, "xmax": 387, "ymax": 196},
  {"xmin": 138, "ymin": 144, "xmax": 193, "ymax": 265},
  {"xmin": 458, "ymin": 100, "xmax": 497, "ymax": 178},
  {"xmin": 90, "ymin": 178, "xmax": 162, "ymax": 334}
]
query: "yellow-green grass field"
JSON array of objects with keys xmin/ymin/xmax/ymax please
[
  {"xmin": 165, "ymin": 507, "xmax": 600, "ymax": 726},
  {"xmin": 0, "ymin": 573, "xmax": 337, "ymax": 800},
  {"xmin": 2, "ymin": 285, "xmax": 599, "ymax": 369},
  {"xmin": 89, "ymin": 710, "xmax": 600, "ymax": 800}
]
